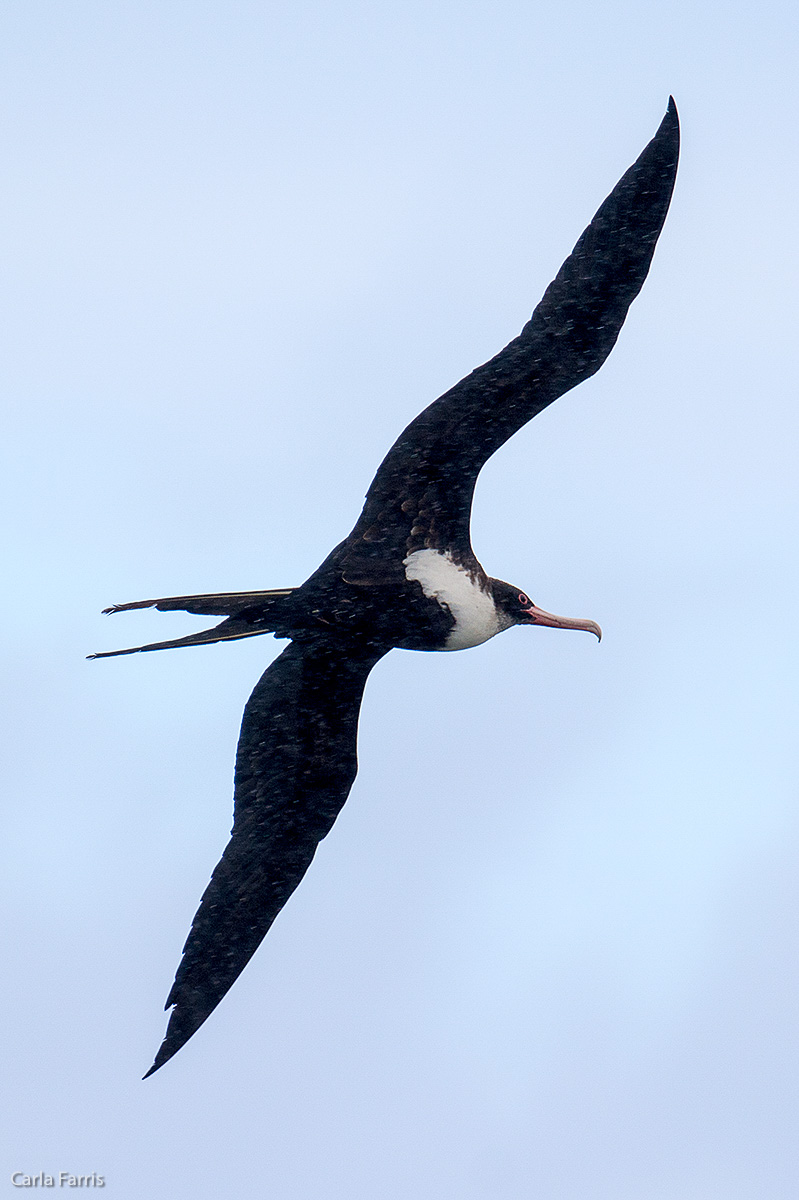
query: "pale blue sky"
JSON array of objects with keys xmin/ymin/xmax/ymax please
[{"xmin": 2, "ymin": 2, "xmax": 798, "ymax": 1197}]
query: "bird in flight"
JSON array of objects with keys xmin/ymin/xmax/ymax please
[{"xmin": 92, "ymin": 99, "xmax": 679, "ymax": 1077}]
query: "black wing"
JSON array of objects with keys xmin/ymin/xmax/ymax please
[
  {"xmin": 344, "ymin": 98, "xmax": 679, "ymax": 570},
  {"xmin": 144, "ymin": 636, "xmax": 387, "ymax": 1077}
]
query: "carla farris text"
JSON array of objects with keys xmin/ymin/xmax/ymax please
[{"xmin": 11, "ymin": 1174, "xmax": 104, "ymax": 1188}]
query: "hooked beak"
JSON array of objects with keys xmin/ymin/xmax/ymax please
[{"xmin": 521, "ymin": 602, "xmax": 602, "ymax": 642}]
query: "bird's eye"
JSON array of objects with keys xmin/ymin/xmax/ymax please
[{"xmin": 518, "ymin": 592, "xmax": 530, "ymax": 606}]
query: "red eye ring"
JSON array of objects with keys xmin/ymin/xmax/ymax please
[{"xmin": 518, "ymin": 592, "xmax": 529, "ymax": 606}]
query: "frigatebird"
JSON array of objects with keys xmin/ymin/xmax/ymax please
[{"xmin": 92, "ymin": 99, "xmax": 679, "ymax": 1076}]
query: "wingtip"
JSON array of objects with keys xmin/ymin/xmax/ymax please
[
  {"xmin": 643, "ymin": 95, "xmax": 679, "ymax": 180},
  {"xmin": 141, "ymin": 989, "xmax": 218, "ymax": 1078},
  {"xmin": 660, "ymin": 96, "xmax": 680, "ymax": 143},
  {"xmin": 142, "ymin": 1025, "xmax": 181, "ymax": 1079},
  {"xmin": 666, "ymin": 95, "xmax": 679, "ymax": 131}
]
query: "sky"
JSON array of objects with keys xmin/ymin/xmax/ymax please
[{"xmin": 2, "ymin": 2, "xmax": 798, "ymax": 1196}]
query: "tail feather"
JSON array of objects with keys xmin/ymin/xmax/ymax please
[
  {"xmin": 90, "ymin": 587, "xmax": 297, "ymax": 659},
  {"xmin": 103, "ymin": 587, "xmax": 295, "ymax": 618},
  {"xmin": 88, "ymin": 619, "xmax": 272, "ymax": 659}
]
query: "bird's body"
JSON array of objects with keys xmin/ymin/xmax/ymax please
[
  {"xmin": 402, "ymin": 550, "xmax": 510, "ymax": 650},
  {"xmin": 93, "ymin": 100, "xmax": 679, "ymax": 1076}
]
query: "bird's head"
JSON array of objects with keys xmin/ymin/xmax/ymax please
[{"xmin": 491, "ymin": 580, "xmax": 602, "ymax": 641}]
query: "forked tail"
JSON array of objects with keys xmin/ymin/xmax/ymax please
[{"xmin": 88, "ymin": 588, "xmax": 296, "ymax": 659}]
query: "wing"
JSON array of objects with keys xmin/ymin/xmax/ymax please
[
  {"xmin": 144, "ymin": 636, "xmax": 387, "ymax": 1077},
  {"xmin": 344, "ymin": 98, "xmax": 679, "ymax": 569}
]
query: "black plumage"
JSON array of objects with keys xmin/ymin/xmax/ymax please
[{"xmin": 92, "ymin": 99, "xmax": 679, "ymax": 1076}]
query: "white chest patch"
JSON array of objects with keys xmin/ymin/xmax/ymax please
[{"xmin": 403, "ymin": 549, "xmax": 507, "ymax": 651}]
